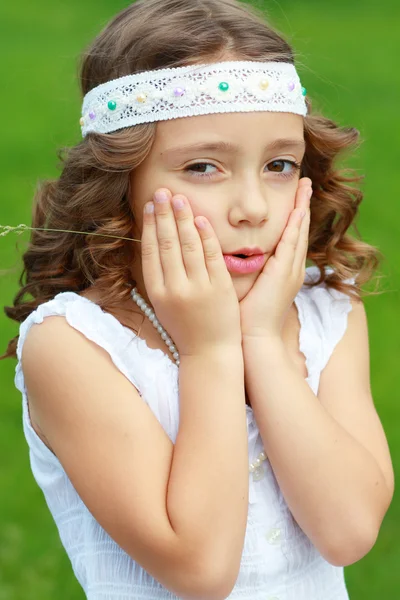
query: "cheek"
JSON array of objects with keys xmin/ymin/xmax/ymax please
[
  {"xmin": 175, "ymin": 190, "xmax": 218, "ymax": 222},
  {"xmin": 269, "ymin": 205, "xmax": 294, "ymax": 246},
  {"xmin": 129, "ymin": 170, "xmax": 165, "ymax": 231},
  {"xmin": 279, "ymin": 184, "xmax": 297, "ymax": 218}
]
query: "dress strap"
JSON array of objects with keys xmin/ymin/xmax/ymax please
[
  {"xmin": 15, "ymin": 292, "xmax": 143, "ymax": 395},
  {"xmin": 294, "ymin": 266, "xmax": 355, "ymax": 395}
]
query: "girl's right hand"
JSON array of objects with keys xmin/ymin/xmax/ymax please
[{"xmin": 140, "ymin": 188, "xmax": 242, "ymax": 357}]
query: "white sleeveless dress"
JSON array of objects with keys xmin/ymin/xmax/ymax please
[{"xmin": 15, "ymin": 266, "xmax": 354, "ymax": 599}]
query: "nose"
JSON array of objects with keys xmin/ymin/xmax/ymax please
[{"xmin": 229, "ymin": 177, "xmax": 269, "ymax": 226}]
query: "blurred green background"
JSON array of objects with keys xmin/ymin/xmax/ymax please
[{"xmin": 0, "ymin": 0, "xmax": 399, "ymax": 598}]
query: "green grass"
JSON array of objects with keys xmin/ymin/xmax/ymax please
[{"xmin": 1, "ymin": 0, "xmax": 399, "ymax": 597}]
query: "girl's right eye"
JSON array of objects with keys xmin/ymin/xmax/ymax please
[{"xmin": 183, "ymin": 162, "xmax": 217, "ymax": 179}]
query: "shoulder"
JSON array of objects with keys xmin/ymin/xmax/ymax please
[
  {"xmin": 19, "ymin": 290, "xmax": 141, "ymax": 385},
  {"xmin": 19, "ymin": 290, "xmax": 133, "ymax": 357},
  {"xmin": 312, "ymin": 264, "xmax": 369, "ymax": 406},
  {"xmin": 318, "ymin": 293, "xmax": 368, "ymax": 385},
  {"xmin": 18, "ymin": 292, "xmax": 99, "ymax": 366},
  {"xmin": 301, "ymin": 265, "xmax": 356, "ymax": 295},
  {"xmin": 21, "ymin": 307, "xmax": 146, "ymax": 452},
  {"xmin": 21, "ymin": 312, "xmax": 117, "ymax": 403},
  {"xmin": 18, "ymin": 291, "xmax": 144, "ymax": 412},
  {"xmin": 297, "ymin": 266, "xmax": 356, "ymax": 362},
  {"xmin": 300, "ymin": 265, "xmax": 356, "ymax": 320}
]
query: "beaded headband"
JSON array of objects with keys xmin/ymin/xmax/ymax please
[{"xmin": 80, "ymin": 61, "xmax": 307, "ymax": 136}]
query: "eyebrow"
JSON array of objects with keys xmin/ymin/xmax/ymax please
[{"xmin": 160, "ymin": 138, "xmax": 306, "ymax": 160}]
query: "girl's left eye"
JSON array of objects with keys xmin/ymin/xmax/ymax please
[
  {"xmin": 267, "ymin": 160, "xmax": 302, "ymax": 178},
  {"xmin": 183, "ymin": 159, "xmax": 301, "ymax": 180}
]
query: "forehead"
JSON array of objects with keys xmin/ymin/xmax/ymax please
[{"xmin": 153, "ymin": 111, "xmax": 304, "ymax": 151}]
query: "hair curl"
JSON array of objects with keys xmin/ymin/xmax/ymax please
[{"xmin": 1, "ymin": 0, "xmax": 382, "ymax": 360}]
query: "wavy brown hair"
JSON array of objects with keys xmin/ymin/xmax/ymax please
[{"xmin": 1, "ymin": 0, "xmax": 382, "ymax": 360}]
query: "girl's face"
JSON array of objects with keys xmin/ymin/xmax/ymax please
[{"xmin": 129, "ymin": 111, "xmax": 305, "ymax": 301}]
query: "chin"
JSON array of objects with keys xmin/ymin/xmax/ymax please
[{"xmin": 231, "ymin": 274, "xmax": 258, "ymax": 301}]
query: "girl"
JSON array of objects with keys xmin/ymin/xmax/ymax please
[{"xmin": 1, "ymin": 0, "xmax": 394, "ymax": 598}]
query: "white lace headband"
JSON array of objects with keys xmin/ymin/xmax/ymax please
[{"xmin": 80, "ymin": 60, "xmax": 307, "ymax": 137}]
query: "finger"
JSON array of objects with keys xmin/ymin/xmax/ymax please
[
  {"xmin": 171, "ymin": 194, "xmax": 209, "ymax": 282},
  {"xmin": 194, "ymin": 216, "xmax": 232, "ymax": 285},
  {"xmin": 298, "ymin": 176, "xmax": 312, "ymax": 189},
  {"xmin": 141, "ymin": 201, "xmax": 165, "ymax": 293},
  {"xmin": 274, "ymin": 208, "xmax": 304, "ymax": 272},
  {"xmin": 293, "ymin": 207, "xmax": 311, "ymax": 273},
  {"xmin": 295, "ymin": 177, "xmax": 313, "ymax": 212},
  {"xmin": 153, "ymin": 188, "xmax": 188, "ymax": 287},
  {"xmin": 292, "ymin": 180, "xmax": 312, "ymax": 269}
]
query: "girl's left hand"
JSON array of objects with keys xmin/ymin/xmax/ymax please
[{"xmin": 240, "ymin": 177, "xmax": 313, "ymax": 341}]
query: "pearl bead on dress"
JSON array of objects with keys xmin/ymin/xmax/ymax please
[
  {"xmin": 130, "ymin": 286, "xmax": 268, "ymax": 477},
  {"xmin": 249, "ymin": 450, "xmax": 268, "ymax": 481}
]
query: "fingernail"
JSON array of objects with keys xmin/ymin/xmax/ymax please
[
  {"xmin": 307, "ymin": 188, "xmax": 313, "ymax": 199},
  {"xmin": 154, "ymin": 189, "xmax": 169, "ymax": 203},
  {"xmin": 172, "ymin": 196, "xmax": 185, "ymax": 210},
  {"xmin": 145, "ymin": 202, "xmax": 154, "ymax": 214},
  {"xmin": 196, "ymin": 217, "xmax": 208, "ymax": 229}
]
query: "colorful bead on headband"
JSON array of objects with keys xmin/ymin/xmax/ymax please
[{"xmin": 80, "ymin": 61, "xmax": 307, "ymax": 136}]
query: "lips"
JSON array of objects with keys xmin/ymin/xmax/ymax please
[
  {"xmin": 224, "ymin": 246, "xmax": 264, "ymax": 258},
  {"xmin": 223, "ymin": 252, "xmax": 267, "ymax": 274}
]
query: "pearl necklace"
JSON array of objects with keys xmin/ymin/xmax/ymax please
[
  {"xmin": 131, "ymin": 287, "xmax": 180, "ymax": 367},
  {"xmin": 130, "ymin": 286, "xmax": 268, "ymax": 479}
]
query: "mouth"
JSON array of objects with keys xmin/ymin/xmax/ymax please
[
  {"xmin": 223, "ymin": 251, "xmax": 267, "ymax": 274},
  {"xmin": 223, "ymin": 246, "xmax": 265, "ymax": 258}
]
